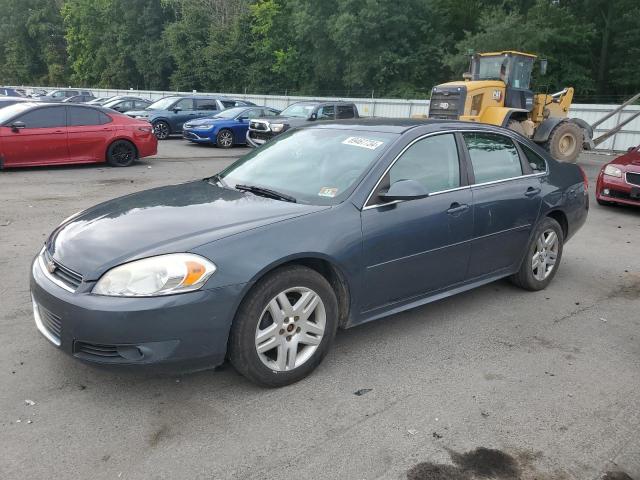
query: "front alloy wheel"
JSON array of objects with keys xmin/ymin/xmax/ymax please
[
  {"xmin": 229, "ymin": 265, "xmax": 338, "ymax": 387},
  {"xmin": 255, "ymin": 287, "xmax": 326, "ymax": 371}
]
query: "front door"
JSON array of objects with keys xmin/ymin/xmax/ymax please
[
  {"xmin": 461, "ymin": 131, "xmax": 542, "ymax": 278},
  {"xmin": 360, "ymin": 133, "xmax": 474, "ymax": 312},
  {"xmin": 171, "ymin": 98, "xmax": 196, "ymax": 132},
  {"xmin": 0, "ymin": 106, "xmax": 68, "ymax": 167}
]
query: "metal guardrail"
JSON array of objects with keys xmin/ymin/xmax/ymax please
[{"xmin": 14, "ymin": 86, "xmax": 640, "ymax": 151}]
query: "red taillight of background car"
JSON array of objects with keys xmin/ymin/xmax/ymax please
[{"xmin": 578, "ymin": 165, "xmax": 588, "ymax": 191}]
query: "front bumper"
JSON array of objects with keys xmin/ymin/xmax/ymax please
[
  {"xmin": 596, "ymin": 172, "xmax": 640, "ymax": 207},
  {"xmin": 183, "ymin": 130, "xmax": 214, "ymax": 143},
  {"xmin": 246, "ymin": 130, "xmax": 273, "ymax": 148},
  {"xmin": 30, "ymin": 256, "xmax": 245, "ymax": 372}
]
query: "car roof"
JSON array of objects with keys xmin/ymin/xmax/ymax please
[{"xmin": 308, "ymin": 118, "xmax": 523, "ymax": 134}]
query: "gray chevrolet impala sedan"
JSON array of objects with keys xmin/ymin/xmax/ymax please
[{"xmin": 30, "ymin": 119, "xmax": 588, "ymax": 386}]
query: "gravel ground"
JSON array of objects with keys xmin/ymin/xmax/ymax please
[{"xmin": 0, "ymin": 143, "xmax": 638, "ymax": 480}]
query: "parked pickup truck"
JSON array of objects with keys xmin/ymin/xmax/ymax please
[{"xmin": 246, "ymin": 100, "xmax": 359, "ymax": 147}]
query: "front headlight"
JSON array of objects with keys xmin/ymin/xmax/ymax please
[
  {"xmin": 270, "ymin": 123, "xmax": 285, "ymax": 132},
  {"xmin": 194, "ymin": 123, "xmax": 214, "ymax": 130},
  {"xmin": 93, "ymin": 253, "xmax": 216, "ymax": 297},
  {"xmin": 603, "ymin": 165, "xmax": 622, "ymax": 177}
]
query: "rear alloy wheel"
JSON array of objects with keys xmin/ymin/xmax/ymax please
[
  {"xmin": 229, "ymin": 265, "xmax": 338, "ymax": 387},
  {"xmin": 216, "ymin": 129, "xmax": 234, "ymax": 148},
  {"xmin": 152, "ymin": 121, "xmax": 170, "ymax": 140},
  {"xmin": 107, "ymin": 140, "xmax": 137, "ymax": 167},
  {"xmin": 545, "ymin": 122, "xmax": 583, "ymax": 163},
  {"xmin": 510, "ymin": 217, "xmax": 564, "ymax": 291}
]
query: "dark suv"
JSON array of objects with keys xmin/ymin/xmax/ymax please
[
  {"xmin": 39, "ymin": 89, "xmax": 93, "ymax": 102},
  {"xmin": 246, "ymin": 100, "xmax": 359, "ymax": 147}
]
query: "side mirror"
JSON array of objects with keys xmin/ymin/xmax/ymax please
[
  {"xmin": 381, "ymin": 179, "xmax": 429, "ymax": 201},
  {"xmin": 173, "ymin": 106, "xmax": 182, "ymax": 113},
  {"xmin": 10, "ymin": 121, "xmax": 25, "ymax": 131},
  {"xmin": 539, "ymin": 59, "xmax": 548, "ymax": 76},
  {"xmin": 309, "ymin": 112, "xmax": 317, "ymax": 121}
]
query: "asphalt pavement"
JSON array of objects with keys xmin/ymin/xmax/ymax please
[{"xmin": 0, "ymin": 142, "xmax": 638, "ymax": 480}]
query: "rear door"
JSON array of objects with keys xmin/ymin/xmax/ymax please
[
  {"xmin": 194, "ymin": 98, "xmax": 219, "ymax": 119},
  {"xmin": 462, "ymin": 131, "xmax": 543, "ymax": 278},
  {"xmin": 337, "ymin": 104, "xmax": 356, "ymax": 119},
  {"xmin": 66, "ymin": 106, "xmax": 114, "ymax": 163},
  {"xmin": 0, "ymin": 106, "xmax": 68, "ymax": 167}
]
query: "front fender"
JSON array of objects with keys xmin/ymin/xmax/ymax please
[{"xmin": 533, "ymin": 117, "xmax": 565, "ymax": 143}]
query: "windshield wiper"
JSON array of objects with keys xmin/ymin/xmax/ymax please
[{"xmin": 235, "ymin": 184, "xmax": 297, "ymax": 203}]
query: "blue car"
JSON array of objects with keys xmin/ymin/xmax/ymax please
[
  {"xmin": 31, "ymin": 119, "xmax": 588, "ymax": 387},
  {"xmin": 126, "ymin": 96, "xmax": 256, "ymax": 140},
  {"xmin": 182, "ymin": 106, "xmax": 281, "ymax": 148}
]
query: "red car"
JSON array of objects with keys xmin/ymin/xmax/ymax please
[
  {"xmin": 596, "ymin": 146, "xmax": 640, "ymax": 207},
  {"xmin": 0, "ymin": 102, "xmax": 157, "ymax": 169}
]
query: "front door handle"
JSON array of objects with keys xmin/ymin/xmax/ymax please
[
  {"xmin": 525, "ymin": 187, "xmax": 541, "ymax": 197},
  {"xmin": 447, "ymin": 202, "xmax": 469, "ymax": 215}
]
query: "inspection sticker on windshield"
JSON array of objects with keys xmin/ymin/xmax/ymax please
[
  {"xmin": 318, "ymin": 187, "xmax": 338, "ymax": 198},
  {"xmin": 342, "ymin": 136, "xmax": 384, "ymax": 150}
]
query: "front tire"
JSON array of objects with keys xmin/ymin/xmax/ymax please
[
  {"xmin": 229, "ymin": 265, "xmax": 338, "ymax": 387},
  {"xmin": 545, "ymin": 122, "xmax": 582, "ymax": 163},
  {"xmin": 106, "ymin": 140, "xmax": 137, "ymax": 167},
  {"xmin": 510, "ymin": 217, "xmax": 564, "ymax": 291},
  {"xmin": 216, "ymin": 129, "xmax": 234, "ymax": 148},
  {"xmin": 152, "ymin": 120, "xmax": 170, "ymax": 140}
]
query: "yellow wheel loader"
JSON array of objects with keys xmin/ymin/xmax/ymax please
[{"xmin": 428, "ymin": 51, "xmax": 594, "ymax": 162}]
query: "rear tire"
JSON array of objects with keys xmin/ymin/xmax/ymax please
[
  {"xmin": 106, "ymin": 140, "xmax": 137, "ymax": 167},
  {"xmin": 229, "ymin": 265, "xmax": 338, "ymax": 387},
  {"xmin": 544, "ymin": 122, "xmax": 582, "ymax": 163},
  {"xmin": 510, "ymin": 217, "xmax": 564, "ymax": 291},
  {"xmin": 216, "ymin": 129, "xmax": 234, "ymax": 148},
  {"xmin": 507, "ymin": 119, "xmax": 526, "ymax": 136}
]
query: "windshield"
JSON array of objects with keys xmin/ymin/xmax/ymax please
[
  {"xmin": 280, "ymin": 103, "xmax": 316, "ymax": 118},
  {"xmin": 219, "ymin": 128, "xmax": 397, "ymax": 205},
  {"xmin": 213, "ymin": 107, "xmax": 246, "ymax": 119},
  {"xmin": 146, "ymin": 97, "xmax": 181, "ymax": 110}
]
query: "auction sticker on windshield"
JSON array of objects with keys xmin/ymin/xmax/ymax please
[
  {"xmin": 342, "ymin": 137, "xmax": 384, "ymax": 150},
  {"xmin": 318, "ymin": 187, "xmax": 338, "ymax": 198}
]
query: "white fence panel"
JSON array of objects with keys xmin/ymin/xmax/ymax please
[{"xmin": 14, "ymin": 86, "xmax": 640, "ymax": 151}]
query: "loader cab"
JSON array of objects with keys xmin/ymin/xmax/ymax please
[{"xmin": 471, "ymin": 51, "xmax": 536, "ymax": 111}]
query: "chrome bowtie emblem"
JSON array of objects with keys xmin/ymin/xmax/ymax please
[{"xmin": 46, "ymin": 261, "xmax": 56, "ymax": 274}]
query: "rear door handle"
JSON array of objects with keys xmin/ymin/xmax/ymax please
[
  {"xmin": 447, "ymin": 202, "xmax": 469, "ymax": 215},
  {"xmin": 525, "ymin": 187, "xmax": 541, "ymax": 197}
]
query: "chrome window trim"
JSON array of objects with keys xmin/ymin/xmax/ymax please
[
  {"xmin": 37, "ymin": 247, "xmax": 76, "ymax": 293},
  {"xmin": 625, "ymin": 171, "xmax": 640, "ymax": 187},
  {"xmin": 362, "ymin": 129, "xmax": 549, "ymax": 211}
]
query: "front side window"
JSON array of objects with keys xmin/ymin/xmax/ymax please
[
  {"xmin": 220, "ymin": 128, "xmax": 397, "ymax": 205},
  {"xmin": 263, "ymin": 108, "xmax": 280, "ymax": 116},
  {"xmin": 463, "ymin": 132, "xmax": 523, "ymax": 183},
  {"xmin": 241, "ymin": 109, "xmax": 263, "ymax": 119},
  {"xmin": 16, "ymin": 107, "xmax": 66, "ymax": 128},
  {"xmin": 389, "ymin": 134, "xmax": 461, "ymax": 193},
  {"xmin": 280, "ymin": 103, "xmax": 316, "ymax": 118},
  {"xmin": 51, "ymin": 91, "xmax": 66, "ymax": 98},
  {"xmin": 317, "ymin": 105, "xmax": 335, "ymax": 120},
  {"xmin": 174, "ymin": 98, "xmax": 194, "ymax": 110}
]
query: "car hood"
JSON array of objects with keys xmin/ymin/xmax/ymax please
[
  {"xmin": 610, "ymin": 150, "xmax": 640, "ymax": 168},
  {"xmin": 184, "ymin": 117, "xmax": 223, "ymax": 127},
  {"xmin": 252, "ymin": 115, "xmax": 309, "ymax": 125},
  {"xmin": 47, "ymin": 180, "xmax": 327, "ymax": 280}
]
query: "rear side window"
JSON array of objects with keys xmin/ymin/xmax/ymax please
[
  {"xmin": 463, "ymin": 132, "xmax": 523, "ymax": 183},
  {"xmin": 520, "ymin": 143, "xmax": 547, "ymax": 173},
  {"xmin": 337, "ymin": 105, "xmax": 355, "ymax": 119},
  {"xmin": 16, "ymin": 107, "xmax": 66, "ymax": 128},
  {"xmin": 67, "ymin": 107, "xmax": 106, "ymax": 126},
  {"xmin": 196, "ymin": 99, "xmax": 218, "ymax": 110},
  {"xmin": 263, "ymin": 108, "xmax": 279, "ymax": 116},
  {"xmin": 389, "ymin": 133, "xmax": 461, "ymax": 193}
]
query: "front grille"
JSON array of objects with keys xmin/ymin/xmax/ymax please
[
  {"xmin": 43, "ymin": 249, "xmax": 82, "ymax": 290},
  {"xmin": 74, "ymin": 341, "xmax": 122, "ymax": 359},
  {"xmin": 626, "ymin": 172, "xmax": 640, "ymax": 186},
  {"xmin": 183, "ymin": 131, "xmax": 199, "ymax": 140},
  {"xmin": 249, "ymin": 121, "xmax": 268, "ymax": 131},
  {"xmin": 606, "ymin": 189, "xmax": 633, "ymax": 200},
  {"xmin": 40, "ymin": 306, "xmax": 62, "ymax": 340},
  {"xmin": 249, "ymin": 131, "xmax": 273, "ymax": 141},
  {"xmin": 428, "ymin": 87, "xmax": 466, "ymax": 120}
]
